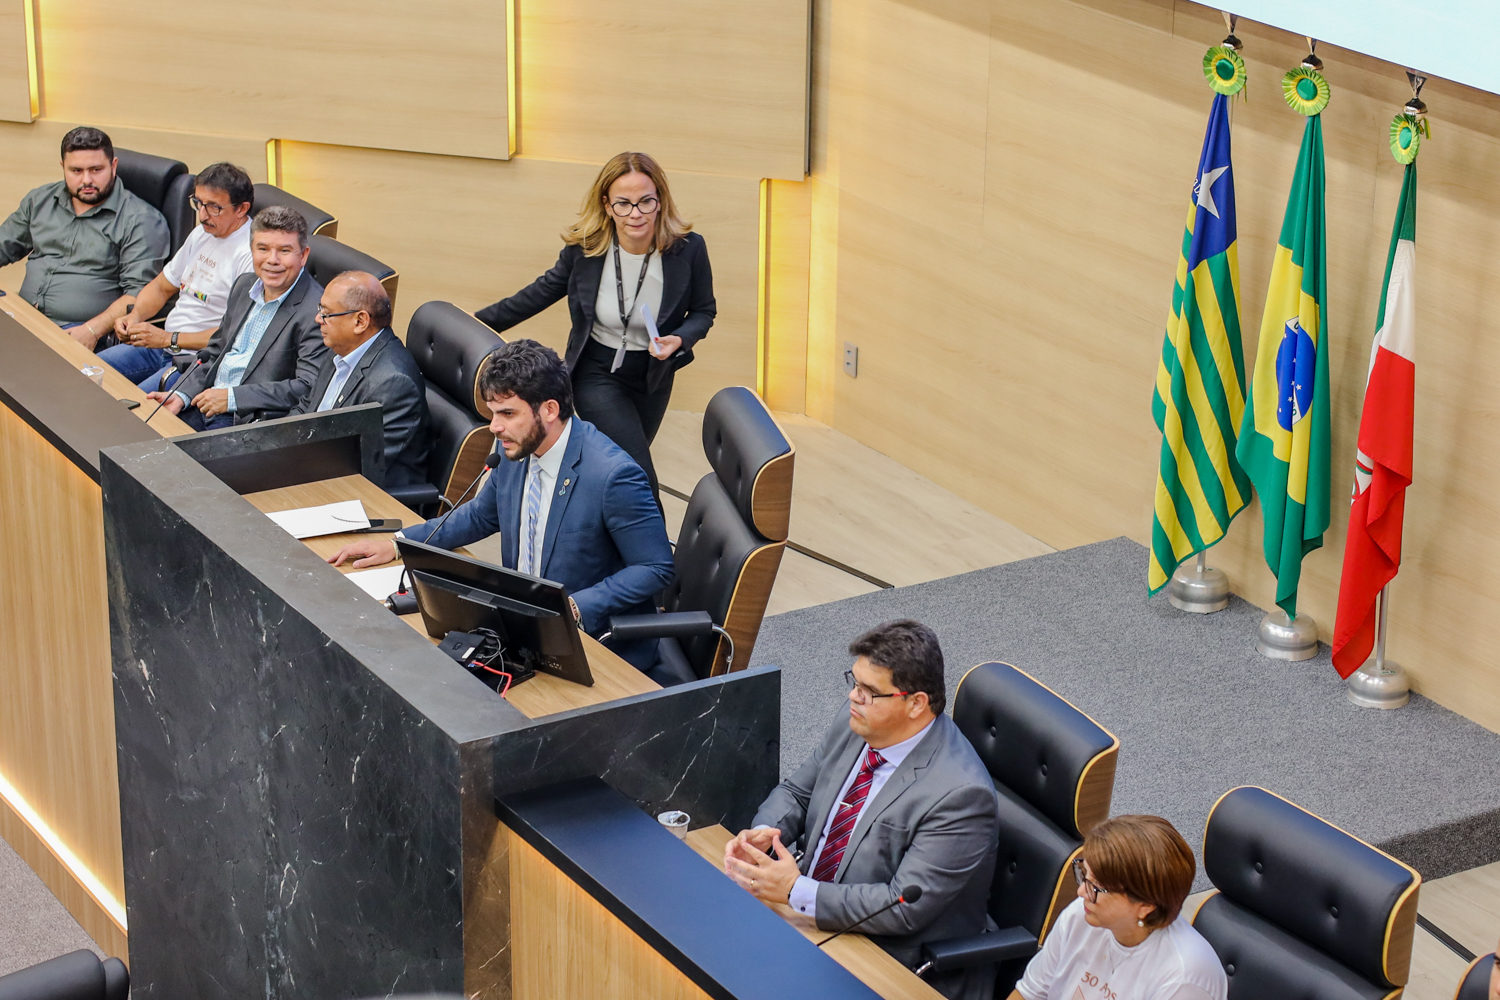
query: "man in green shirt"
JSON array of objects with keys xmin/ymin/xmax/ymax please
[{"xmin": 0, "ymin": 126, "xmax": 169, "ymax": 340}]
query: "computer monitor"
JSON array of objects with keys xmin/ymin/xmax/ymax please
[{"xmin": 395, "ymin": 538, "xmax": 594, "ymax": 687}]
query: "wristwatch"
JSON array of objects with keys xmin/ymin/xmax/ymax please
[{"xmin": 170, "ymin": 331, "xmax": 179, "ymax": 350}]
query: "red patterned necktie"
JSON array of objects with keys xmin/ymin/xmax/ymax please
[{"xmin": 811, "ymin": 746, "xmax": 886, "ymax": 882}]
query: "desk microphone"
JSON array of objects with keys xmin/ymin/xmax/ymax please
[
  {"xmin": 141, "ymin": 357, "xmax": 203, "ymax": 425},
  {"xmin": 815, "ymin": 885, "xmax": 922, "ymax": 948},
  {"xmin": 385, "ymin": 452, "xmax": 500, "ymax": 614}
]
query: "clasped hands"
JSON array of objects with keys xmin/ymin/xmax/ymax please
[
  {"xmin": 114, "ymin": 312, "xmax": 170, "ymax": 348},
  {"xmin": 724, "ymin": 827, "xmax": 800, "ymax": 904},
  {"xmin": 145, "ymin": 386, "xmax": 230, "ymax": 417}
]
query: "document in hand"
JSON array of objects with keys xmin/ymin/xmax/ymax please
[
  {"xmin": 640, "ymin": 300, "xmax": 664, "ymax": 354},
  {"xmin": 265, "ymin": 500, "xmax": 371, "ymax": 539}
]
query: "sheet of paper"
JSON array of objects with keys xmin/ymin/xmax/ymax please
[
  {"xmin": 265, "ymin": 500, "xmax": 370, "ymax": 539},
  {"xmin": 640, "ymin": 300, "xmax": 664, "ymax": 353},
  {"xmin": 344, "ymin": 565, "xmax": 407, "ymax": 602}
]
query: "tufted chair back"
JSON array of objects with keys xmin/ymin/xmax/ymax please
[
  {"xmin": 655, "ymin": 387, "xmax": 793, "ymax": 678},
  {"xmin": 252, "ymin": 182, "xmax": 338, "ymax": 237},
  {"xmin": 1455, "ymin": 953, "xmax": 1495, "ymax": 1000},
  {"xmin": 953, "ymin": 662, "xmax": 1118, "ymax": 953},
  {"xmin": 114, "ymin": 147, "xmax": 195, "ymax": 255},
  {"xmin": 405, "ymin": 302, "xmax": 502, "ymax": 505},
  {"xmin": 307, "ymin": 234, "xmax": 398, "ymax": 308},
  {"xmin": 1193, "ymin": 786, "xmax": 1422, "ymax": 1000}
]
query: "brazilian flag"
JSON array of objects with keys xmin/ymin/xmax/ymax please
[
  {"xmin": 1149, "ymin": 94, "xmax": 1251, "ymax": 594},
  {"xmin": 1235, "ymin": 114, "xmax": 1331, "ymax": 617}
]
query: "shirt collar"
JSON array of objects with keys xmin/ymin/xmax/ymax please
[
  {"xmin": 870, "ymin": 718, "xmax": 935, "ymax": 770},
  {"xmin": 248, "ymin": 265, "xmax": 305, "ymax": 306},
  {"xmin": 531, "ymin": 418, "xmax": 573, "ymax": 481},
  {"xmin": 56, "ymin": 177, "xmax": 125, "ymax": 218},
  {"xmin": 336, "ymin": 330, "xmax": 381, "ymax": 371}
]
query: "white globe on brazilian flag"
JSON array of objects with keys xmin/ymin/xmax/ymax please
[
  {"xmin": 1235, "ymin": 114, "xmax": 1332, "ymax": 618},
  {"xmin": 1333, "ymin": 164, "xmax": 1417, "ymax": 677}
]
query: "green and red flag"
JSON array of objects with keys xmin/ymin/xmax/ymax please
[
  {"xmin": 1332, "ymin": 165, "xmax": 1417, "ymax": 677},
  {"xmin": 1235, "ymin": 114, "xmax": 1332, "ymax": 617}
]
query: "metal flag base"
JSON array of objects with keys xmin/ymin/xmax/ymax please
[
  {"xmin": 1345, "ymin": 659, "xmax": 1411, "ymax": 710},
  {"xmin": 1256, "ymin": 609, "xmax": 1319, "ymax": 660},
  {"xmin": 1167, "ymin": 553, "xmax": 1230, "ymax": 613}
]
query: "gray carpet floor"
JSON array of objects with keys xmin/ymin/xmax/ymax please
[
  {"xmin": 0, "ymin": 833, "xmax": 101, "ymax": 976},
  {"xmin": 750, "ymin": 536, "xmax": 1500, "ymax": 885}
]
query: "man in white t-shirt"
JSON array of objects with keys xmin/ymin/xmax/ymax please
[{"xmin": 94, "ymin": 162, "xmax": 256, "ymax": 389}]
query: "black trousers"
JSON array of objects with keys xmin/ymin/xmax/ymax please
[{"xmin": 572, "ymin": 338, "xmax": 673, "ymax": 503}]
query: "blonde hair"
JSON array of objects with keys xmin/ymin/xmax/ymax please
[
  {"xmin": 563, "ymin": 152, "xmax": 692, "ymax": 256},
  {"xmin": 1083, "ymin": 815, "xmax": 1196, "ymax": 929}
]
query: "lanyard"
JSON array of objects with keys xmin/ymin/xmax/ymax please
[{"xmin": 610, "ymin": 240, "xmax": 652, "ymax": 372}]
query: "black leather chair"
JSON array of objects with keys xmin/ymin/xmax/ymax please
[
  {"xmin": 1193, "ymin": 786, "xmax": 1422, "ymax": 1000},
  {"xmin": 114, "ymin": 147, "xmax": 195, "ymax": 255},
  {"xmin": 307, "ymin": 234, "xmax": 398, "ymax": 309},
  {"xmin": 914, "ymin": 661, "xmax": 1119, "ymax": 993},
  {"xmin": 251, "ymin": 182, "xmax": 338, "ymax": 237},
  {"xmin": 0, "ymin": 949, "xmax": 128, "ymax": 1000},
  {"xmin": 1455, "ymin": 952, "xmax": 1495, "ymax": 1000},
  {"xmin": 605, "ymin": 386, "xmax": 794, "ymax": 682},
  {"xmin": 401, "ymin": 301, "xmax": 504, "ymax": 511}
]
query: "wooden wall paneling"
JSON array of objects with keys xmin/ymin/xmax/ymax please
[
  {"xmin": 0, "ymin": 406, "xmax": 127, "ymax": 956},
  {"xmin": 516, "ymin": 0, "xmax": 809, "ymax": 180},
  {"xmin": 801, "ymin": 0, "xmax": 1500, "ymax": 730},
  {"xmin": 764, "ymin": 178, "xmax": 811, "ymax": 412},
  {"xmin": 277, "ymin": 143, "xmax": 761, "ymax": 410},
  {"xmin": 509, "ymin": 835, "xmax": 711, "ymax": 1000},
  {"xmin": 0, "ymin": 0, "xmax": 37, "ymax": 122},
  {"xmin": 36, "ymin": 0, "xmax": 509, "ymax": 160}
]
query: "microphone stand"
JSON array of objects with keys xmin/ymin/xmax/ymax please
[{"xmin": 816, "ymin": 886, "xmax": 922, "ymax": 948}]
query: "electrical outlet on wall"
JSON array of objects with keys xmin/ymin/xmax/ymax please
[{"xmin": 843, "ymin": 342, "xmax": 858, "ymax": 377}]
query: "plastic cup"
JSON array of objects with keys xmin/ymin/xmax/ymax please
[
  {"xmin": 80, "ymin": 366, "xmax": 105, "ymax": 386},
  {"xmin": 657, "ymin": 810, "xmax": 690, "ymax": 839}
]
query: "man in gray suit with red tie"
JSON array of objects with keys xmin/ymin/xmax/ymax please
[{"xmin": 725, "ymin": 620, "xmax": 1000, "ymax": 1000}]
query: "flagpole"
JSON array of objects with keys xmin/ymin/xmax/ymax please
[
  {"xmin": 1346, "ymin": 584, "xmax": 1411, "ymax": 708},
  {"xmin": 1167, "ymin": 549, "xmax": 1230, "ymax": 614}
]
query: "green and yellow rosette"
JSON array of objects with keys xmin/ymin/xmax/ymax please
[
  {"xmin": 1204, "ymin": 45, "xmax": 1247, "ymax": 96},
  {"xmin": 1389, "ymin": 112, "xmax": 1426, "ymax": 163},
  {"xmin": 1283, "ymin": 65, "xmax": 1330, "ymax": 115}
]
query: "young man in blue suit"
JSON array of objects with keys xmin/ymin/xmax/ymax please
[{"xmin": 328, "ymin": 339, "xmax": 678, "ymax": 682}]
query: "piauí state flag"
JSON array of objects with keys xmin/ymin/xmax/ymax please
[
  {"xmin": 1332, "ymin": 164, "xmax": 1417, "ymax": 678},
  {"xmin": 1149, "ymin": 94, "xmax": 1252, "ymax": 594},
  {"xmin": 1235, "ymin": 114, "xmax": 1331, "ymax": 618}
]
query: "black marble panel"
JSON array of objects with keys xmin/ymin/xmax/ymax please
[
  {"xmin": 170, "ymin": 404, "xmax": 385, "ymax": 492},
  {"xmin": 492, "ymin": 668, "xmax": 781, "ymax": 834},
  {"xmin": 0, "ymin": 310, "xmax": 160, "ymax": 481}
]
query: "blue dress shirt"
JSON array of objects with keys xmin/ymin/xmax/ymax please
[{"xmin": 176, "ymin": 269, "xmax": 303, "ymax": 411}]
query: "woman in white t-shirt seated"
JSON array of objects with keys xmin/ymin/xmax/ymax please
[{"xmin": 1011, "ymin": 815, "xmax": 1227, "ymax": 1000}]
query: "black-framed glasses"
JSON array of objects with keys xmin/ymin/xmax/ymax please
[
  {"xmin": 1072, "ymin": 858, "xmax": 1111, "ymax": 903},
  {"xmin": 189, "ymin": 195, "xmax": 229, "ymax": 217},
  {"xmin": 316, "ymin": 307, "xmax": 360, "ymax": 321},
  {"xmin": 844, "ymin": 669, "xmax": 909, "ymax": 705},
  {"xmin": 608, "ymin": 195, "xmax": 660, "ymax": 218}
]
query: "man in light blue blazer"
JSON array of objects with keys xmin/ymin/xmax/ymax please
[{"xmin": 329, "ymin": 339, "xmax": 675, "ymax": 679}]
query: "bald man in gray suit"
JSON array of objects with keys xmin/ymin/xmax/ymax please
[{"xmin": 725, "ymin": 620, "xmax": 1000, "ymax": 1000}]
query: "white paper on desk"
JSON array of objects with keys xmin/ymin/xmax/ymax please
[
  {"xmin": 265, "ymin": 500, "xmax": 370, "ymax": 539},
  {"xmin": 344, "ymin": 565, "xmax": 407, "ymax": 601},
  {"xmin": 640, "ymin": 300, "xmax": 664, "ymax": 354}
]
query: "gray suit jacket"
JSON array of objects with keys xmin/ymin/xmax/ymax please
[
  {"xmin": 752, "ymin": 712, "xmax": 1000, "ymax": 1000},
  {"xmin": 176, "ymin": 269, "xmax": 326, "ymax": 423}
]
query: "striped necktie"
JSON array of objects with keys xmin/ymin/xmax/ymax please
[
  {"xmin": 811, "ymin": 747, "xmax": 886, "ymax": 882},
  {"xmin": 519, "ymin": 461, "xmax": 544, "ymax": 575}
]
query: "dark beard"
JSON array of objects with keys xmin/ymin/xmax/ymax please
[
  {"xmin": 72, "ymin": 177, "xmax": 114, "ymax": 204},
  {"xmin": 510, "ymin": 417, "xmax": 548, "ymax": 460}
]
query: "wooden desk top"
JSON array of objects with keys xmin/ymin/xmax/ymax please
[
  {"xmin": 0, "ymin": 290, "xmax": 193, "ymax": 437},
  {"xmin": 686, "ymin": 825, "xmax": 946, "ymax": 1000},
  {"xmin": 242, "ymin": 474, "xmax": 661, "ymax": 720}
]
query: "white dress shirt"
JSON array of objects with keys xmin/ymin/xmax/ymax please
[
  {"xmin": 517, "ymin": 418, "xmax": 572, "ymax": 576},
  {"xmin": 781, "ymin": 718, "xmax": 936, "ymax": 918},
  {"xmin": 316, "ymin": 333, "xmax": 378, "ymax": 411}
]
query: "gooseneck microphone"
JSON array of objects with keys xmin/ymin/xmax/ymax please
[
  {"xmin": 141, "ymin": 357, "xmax": 203, "ymax": 424},
  {"xmin": 815, "ymin": 884, "xmax": 922, "ymax": 947},
  {"xmin": 385, "ymin": 452, "xmax": 500, "ymax": 614}
]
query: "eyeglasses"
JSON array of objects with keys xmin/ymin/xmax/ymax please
[
  {"xmin": 1072, "ymin": 858, "xmax": 1111, "ymax": 903},
  {"xmin": 844, "ymin": 669, "xmax": 909, "ymax": 705},
  {"xmin": 189, "ymin": 195, "xmax": 230, "ymax": 217},
  {"xmin": 608, "ymin": 195, "xmax": 660, "ymax": 218},
  {"xmin": 316, "ymin": 307, "xmax": 360, "ymax": 321}
]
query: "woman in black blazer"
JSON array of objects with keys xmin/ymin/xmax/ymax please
[{"xmin": 476, "ymin": 151, "xmax": 715, "ymax": 502}]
